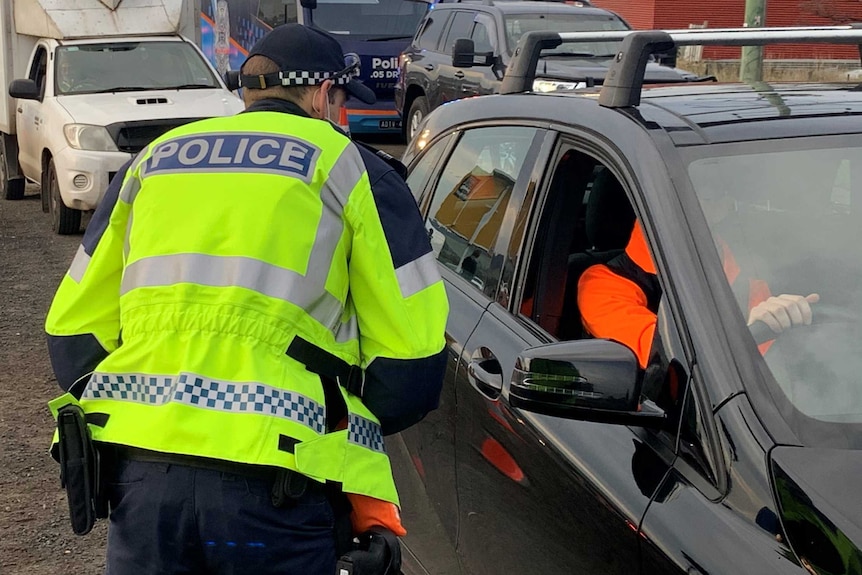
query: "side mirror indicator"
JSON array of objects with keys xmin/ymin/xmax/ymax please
[{"xmin": 510, "ymin": 339, "xmax": 667, "ymax": 428}]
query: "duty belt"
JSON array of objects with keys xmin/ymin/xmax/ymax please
[{"xmin": 113, "ymin": 445, "xmax": 325, "ymax": 506}]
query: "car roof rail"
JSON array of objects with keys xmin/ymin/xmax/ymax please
[{"xmin": 499, "ymin": 25, "xmax": 862, "ymax": 108}]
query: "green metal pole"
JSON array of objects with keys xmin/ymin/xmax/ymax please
[{"xmin": 740, "ymin": 0, "xmax": 767, "ymax": 82}]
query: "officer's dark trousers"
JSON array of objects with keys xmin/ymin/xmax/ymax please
[{"xmin": 104, "ymin": 459, "xmax": 337, "ymax": 575}]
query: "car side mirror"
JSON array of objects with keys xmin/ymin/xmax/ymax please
[
  {"xmin": 452, "ymin": 38, "xmax": 495, "ymax": 68},
  {"xmin": 9, "ymin": 79, "xmax": 40, "ymax": 100},
  {"xmin": 452, "ymin": 38, "xmax": 476, "ymax": 68},
  {"xmin": 300, "ymin": 0, "xmax": 317, "ymax": 8},
  {"xmin": 509, "ymin": 339, "xmax": 667, "ymax": 429}
]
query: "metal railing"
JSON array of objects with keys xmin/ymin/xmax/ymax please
[{"xmin": 499, "ymin": 26, "xmax": 862, "ymax": 108}]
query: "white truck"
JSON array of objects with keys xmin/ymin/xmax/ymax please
[{"xmin": 1, "ymin": 0, "xmax": 245, "ymax": 234}]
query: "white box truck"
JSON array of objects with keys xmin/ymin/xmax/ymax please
[{"xmin": 1, "ymin": 0, "xmax": 245, "ymax": 234}]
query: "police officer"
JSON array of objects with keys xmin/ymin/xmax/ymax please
[{"xmin": 45, "ymin": 23, "xmax": 448, "ymax": 575}]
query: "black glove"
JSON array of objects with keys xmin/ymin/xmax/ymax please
[{"xmin": 335, "ymin": 526, "xmax": 402, "ymax": 575}]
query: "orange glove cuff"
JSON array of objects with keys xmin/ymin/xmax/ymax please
[{"xmin": 347, "ymin": 493, "xmax": 407, "ymax": 537}]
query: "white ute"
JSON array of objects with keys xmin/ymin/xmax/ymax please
[{"xmin": 0, "ymin": 0, "xmax": 245, "ymax": 234}]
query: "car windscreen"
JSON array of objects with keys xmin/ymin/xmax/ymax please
[
  {"xmin": 684, "ymin": 135, "xmax": 862, "ymax": 446},
  {"xmin": 309, "ymin": 0, "xmax": 428, "ymax": 38},
  {"xmin": 55, "ymin": 42, "xmax": 220, "ymax": 96},
  {"xmin": 503, "ymin": 13, "xmax": 629, "ymax": 56}
]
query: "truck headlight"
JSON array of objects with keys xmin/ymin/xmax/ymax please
[
  {"xmin": 63, "ymin": 124, "xmax": 119, "ymax": 152},
  {"xmin": 532, "ymin": 79, "xmax": 588, "ymax": 93}
]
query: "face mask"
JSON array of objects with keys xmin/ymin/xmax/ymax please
[{"xmin": 317, "ymin": 87, "xmax": 350, "ymax": 136}]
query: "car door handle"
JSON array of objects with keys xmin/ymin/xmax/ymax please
[
  {"xmin": 454, "ymin": 71, "xmax": 465, "ymax": 79},
  {"xmin": 423, "ymin": 64, "xmax": 434, "ymax": 71},
  {"xmin": 467, "ymin": 359, "xmax": 503, "ymax": 400}
]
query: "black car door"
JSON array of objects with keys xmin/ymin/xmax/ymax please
[
  {"xmin": 458, "ymin": 13, "xmax": 501, "ymax": 99},
  {"xmin": 407, "ymin": 11, "xmax": 452, "ymax": 113},
  {"xmin": 453, "ymin": 138, "xmax": 673, "ymax": 574},
  {"xmin": 394, "ymin": 125, "xmax": 548, "ymax": 575},
  {"xmin": 436, "ymin": 11, "xmax": 476, "ymax": 107}
]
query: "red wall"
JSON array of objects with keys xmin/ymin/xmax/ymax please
[
  {"xmin": 590, "ymin": 0, "xmax": 657, "ymax": 29},
  {"xmin": 592, "ymin": 0, "xmax": 862, "ymax": 59}
]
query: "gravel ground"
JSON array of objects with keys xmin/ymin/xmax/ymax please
[
  {"xmin": 0, "ymin": 183, "xmax": 107, "ymax": 575},
  {"xmin": 0, "ymin": 136, "xmax": 405, "ymax": 575}
]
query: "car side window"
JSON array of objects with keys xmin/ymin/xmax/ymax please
[
  {"xmin": 416, "ymin": 13, "xmax": 448, "ymax": 51},
  {"xmin": 426, "ymin": 126, "xmax": 538, "ymax": 299},
  {"xmin": 519, "ymin": 146, "xmax": 636, "ymax": 339},
  {"xmin": 518, "ymin": 142, "xmax": 697, "ymax": 446},
  {"xmin": 406, "ymin": 133, "xmax": 454, "ymax": 213},
  {"xmin": 471, "ymin": 18, "xmax": 494, "ymax": 54},
  {"xmin": 30, "ymin": 47, "xmax": 48, "ymax": 98},
  {"xmin": 443, "ymin": 11, "xmax": 476, "ymax": 55}
]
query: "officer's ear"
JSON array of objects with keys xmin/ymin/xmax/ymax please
[{"xmin": 311, "ymin": 80, "xmax": 333, "ymax": 119}]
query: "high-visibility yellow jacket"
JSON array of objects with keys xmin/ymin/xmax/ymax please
[{"xmin": 45, "ymin": 99, "xmax": 449, "ymax": 504}]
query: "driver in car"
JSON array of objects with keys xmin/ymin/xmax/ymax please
[
  {"xmin": 57, "ymin": 57, "xmax": 97, "ymax": 93},
  {"xmin": 578, "ymin": 217, "xmax": 820, "ymax": 369}
]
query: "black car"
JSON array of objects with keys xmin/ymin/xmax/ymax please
[
  {"xmin": 389, "ymin": 28, "xmax": 862, "ymax": 575},
  {"xmin": 394, "ymin": 0, "xmax": 697, "ymax": 141}
]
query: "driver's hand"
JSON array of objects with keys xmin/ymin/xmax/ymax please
[{"xmin": 747, "ymin": 293, "xmax": 820, "ymax": 334}]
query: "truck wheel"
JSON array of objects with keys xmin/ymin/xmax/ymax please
[
  {"xmin": 47, "ymin": 159, "xmax": 81, "ymax": 235},
  {"xmin": 41, "ymin": 168, "xmax": 50, "ymax": 213},
  {"xmin": 1, "ymin": 139, "xmax": 25, "ymax": 200},
  {"xmin": 406, "ymin": 96, "xmax": 429, "ymax": 143}
]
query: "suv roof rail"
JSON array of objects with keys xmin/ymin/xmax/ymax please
[
  {"xmin": 499, "ymin": 26, "xmax": 862, "ymax": 107},
  {"xmin": 438, "ymin": 0, "xmax": 591, "ymax": 3}
]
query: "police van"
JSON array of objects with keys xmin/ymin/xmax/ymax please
[{"xmin": 200, "ymin": 0, "xmax": 430, "ymax": 135}]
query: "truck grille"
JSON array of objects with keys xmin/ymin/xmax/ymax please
[{"xmin": 106, "ymin": 118, "xmax": 203, "ymax": 154}]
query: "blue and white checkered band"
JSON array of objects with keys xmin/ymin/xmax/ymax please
[
  {"xmin": 280, "ymin": 70, "xmax": 352, "ymax": 87},
  {"xmin": 348, "ymin": 414, "xmax": 385, "ymax": 454},
  {"xmin": 83, "ymin": 372, "xmax": 327, "ymax": 434}
]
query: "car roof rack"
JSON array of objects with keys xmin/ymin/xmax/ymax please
[
  {"xmin": 499, "ymin": 26, "xmax": 862, "ymax": 108},
  {"xmin": 438, "ymin": 0, "xmax": 591, "ymax": 3}
]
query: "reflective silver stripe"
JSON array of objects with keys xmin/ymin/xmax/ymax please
[
  {"xmin": 118, "ymin": 149, "xmax": 148, "ymax": 204},
  {"xmin": 68, "ymin": 245, "xmax": 90, "ymax": 283},
  {"xmin": 348, "ymin": 413, "xmax": 385, "ymax": 454},
  {"xmin": 309, "ymin": 144, "xmax": 366, "ymax": 329},
  {"xmin": 121, "ymin": 253, "xmax": 343, "ymax": 324},
  {"xmin": 118, "ymin": 172, "xmax": 142, "ymax": 204},
  {"xmin": 334, "ymin": 314, "xmax": 359, "ymax": 344},
  {"xmin": 124, "ymin": 208, "xmax": 133, "ymax": 262},
  {"xmin": 395, "ymin": 252, "xmax": 440, "ymax": 298},
  {"xmin": 83, "ymin": 372, "xmax": 326, "ymax": 434}
]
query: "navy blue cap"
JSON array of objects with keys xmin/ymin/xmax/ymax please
[{"xmin": 243, "ymin": 23, "xmax": 376, "ymax": 105}]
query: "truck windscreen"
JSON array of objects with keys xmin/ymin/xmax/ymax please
[
  {"xmin": 310, "ymin": 0, "xmax": 427, "ymax": 38},
  {"xmin": 55, "ymin": 41, "xmax": 220, "ymax": 96}
]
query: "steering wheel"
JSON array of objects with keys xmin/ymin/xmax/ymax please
[
  {"xmin": 753, "ymin": 303, "xmax": 862, "ymax": 417},
  {"xmin": 750, "ymin": 303, "xmax": 860, "ymax": 345}
]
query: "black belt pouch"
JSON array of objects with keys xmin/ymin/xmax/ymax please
[{"xmin": 57, "ymin": 404, "xmax": 100, "ymax": 535}]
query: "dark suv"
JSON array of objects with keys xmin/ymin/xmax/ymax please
[
  {"xmin": 394, "ymin": 0, "xmax": 696, "ymax": 141},
  {"xmin": 392, "ymin": 28, "xmax": 862, "ymax": 575}
]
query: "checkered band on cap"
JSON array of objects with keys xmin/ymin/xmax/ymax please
[
  {"xmin": 279, "ymin": 70, "xmax": 352, "ymax": 87},
  {"xmin": 83, "ymin": 372, "xmax": 327, "ymax": 434}
]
